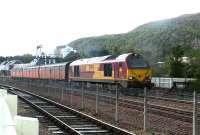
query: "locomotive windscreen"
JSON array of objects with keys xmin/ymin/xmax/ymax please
[{"xmin": 127, "ymin": 55, "xmax": 148, "ymax": 68}]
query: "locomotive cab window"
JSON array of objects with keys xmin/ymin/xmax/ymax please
[
  {"xmin": 127, "ymin": 54, "xmax": 148, "ymax": 69},
  {"xmin": 104, "ymin": 64, "xmax": 112, "ymax": 77},
  {"xmin": 74, "ymin": 66, "xmax": 80, "ymax": 77}
]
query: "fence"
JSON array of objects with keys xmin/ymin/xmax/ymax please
[
  {"xmin": 151, "ymin": 77, "xmax": 195, "ymax": 89},
  {"xmin": 0, "ymin": 78, "xmax": 199, "ymax": 135}
]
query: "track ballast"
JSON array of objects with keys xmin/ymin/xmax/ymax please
[{"xmin": 2, "ymin": 84, "xmax": 135, "ymax": 135}]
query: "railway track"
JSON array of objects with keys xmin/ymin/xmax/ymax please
[
  {"xmin": 18, "ymin": 99, "xmax": 66, "ymax": 134},
  {"xmin": 68, "ymin": 88, "xmax": 197, "ymax": 123},
  {"xmin": 1, "ymin": 81, "xmax": 198, "ymax": 123},
  {"xmin": 1, "ymin": 84, "xmax": 135, "ymax": 135},
  {"xmin": 146, "ymin": 95, "xmax": 196, "ymax": 104},
  {"xmin": 62, "ymin": 84, "xmax": 198, "ymax": 105},
  {"xmin": 118, "ymin": 98, "xmax": 195, "ymax": 123},
  {"xmin": 1, "ymin": 77, "xmax": 198, "ymax": 104}
]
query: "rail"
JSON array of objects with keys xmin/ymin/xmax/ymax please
[{"xmin": 1, "ymin": 84, "xmax": 135, "ymax": 135}]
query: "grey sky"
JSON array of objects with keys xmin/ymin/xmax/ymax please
[{"xmin": 0, "ymin": 0, "xmax": 199, "ymax": 56}]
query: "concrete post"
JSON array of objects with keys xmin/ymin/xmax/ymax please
[
  {"xmin": 193, "ymin": 90, "xmax": 198, "ymax": 135},
  {"xmin": 115, "ymin": 84, "xmax": 119, "ymax": 122},
  {"xmin": 96, "ymin": 84, "xmax": 99, "ymax": 114},
  {"xmin": 14, "ymin": 116, "xmax": 39, "ymax": 135},
  {"xmin": 6, "ymin": 95, "xmax": 18, "ymax": 119},
  {"xmin": 144, "ymin": 87, "xmax": 147, "ymax": 131}
]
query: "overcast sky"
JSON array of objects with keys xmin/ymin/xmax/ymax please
[{"xmin": 0, "ymin": 0, "xmax": 200, "ymax": 56}]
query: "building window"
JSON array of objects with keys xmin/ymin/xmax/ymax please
[
  {"xmin": 74, "ymin": 66, "xmax": 80, "ymax": 77},
  {"xmin": 104, "ymin": 64, "xmax": 112, "ymax": 77}
]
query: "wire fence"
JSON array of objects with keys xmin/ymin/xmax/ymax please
[{"xmin": 0, "ymin": 77, "xmax": 199, "ymax": 135}]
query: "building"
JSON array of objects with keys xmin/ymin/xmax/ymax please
[{"xmin": 0, "ymin": 60, "xmax": 22, "ymax": 76}]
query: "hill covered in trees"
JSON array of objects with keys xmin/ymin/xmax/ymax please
[
  {"xmin": 0, "ymin": 54, "xmax": 35, "ymax": 63},
  {"xmin": 68, "ymin": 13, "xmax": 200, "ymax": 64}
]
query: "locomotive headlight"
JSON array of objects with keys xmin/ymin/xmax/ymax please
[{"xmin": 129, "ymin": 76, "xmax": 133, "ymax": 80}]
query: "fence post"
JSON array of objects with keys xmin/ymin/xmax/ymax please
[
  {"xmin": 47, "ymin": 81, "xmax": 49, "ymax": 97},
  {"xmin": 70, "ymin": 82, "xmax": 73, "ymax": 106},
  {"xmin": 193, "ymin": 90, "xmax": 197, "ymax": 135},
  {"xmin": 144, "ymin": 87, "xmax": 147, "ymax": 131},
  {"xmin": 60, "ymin": 87, "xmax": 63, "ymax": 102},
  {"xmin": 81, "ymin": 83, "xmax": 85, "ymax": 109},
  {"xmin": 115, "ymin": 84, "xmax": 119, "ymax": 122},
  {"xmin": 96, "ymin": 84, "xmax": 99, "ymax": 114}
]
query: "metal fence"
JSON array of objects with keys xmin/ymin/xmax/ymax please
[
  {"xmin": 151, "ymin": 77, "xmax": 195, "ymax": 88},
  {"xmin": 0, "ymin": 78, "xmax": 199, "ymax": 135}
]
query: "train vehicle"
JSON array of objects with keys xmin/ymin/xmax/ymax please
[
  {"xmin": 11, "ymin": 62, "xmax": 70, "ymax": 80},
  {"xmin": 10, "ymin": 53, "xmax": 152, "ymax": 88},
  {"xmin": 69, "ymin": 53, "xmax": 151, "ymax": 88}
]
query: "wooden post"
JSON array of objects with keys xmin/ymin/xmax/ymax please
[
  {"xmin": 96, "ymin": 84, "xmax": 99, "ymax": 114},
  {"xmin": 115, "ymin": 84, "xmax": 119, "ymax": 122},
  {"xmin": 144, "ymin": 87, "xmax": 147, "ymax": 131},
  {"xmin": 193, "ymin": 90, "xmax": 198, "ymax": 135}
]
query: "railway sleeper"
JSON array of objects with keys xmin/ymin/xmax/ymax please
[{"xmin": 4, "ymin": 85, "xmax": 135, "ymax": 135}]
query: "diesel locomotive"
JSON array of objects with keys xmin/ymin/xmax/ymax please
[{"xmin": 11, "ymin": 53, "xmax": 152, "ymax": 88}]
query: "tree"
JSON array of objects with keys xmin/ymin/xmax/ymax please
[
  {"xmin": 0, "ymin": 56, "xmax": 6, "ymax": 63},
  {"xmin": 111, "ymin": 46, "xmax": 121, "ymax": 56},
  {"xmin": 20, "ymin": 54, "xmax": 35, "ymax": 63},
  {"xmin": 167, "ymin": 45, "xmax": 185, "ymax": 77},
  {"xmin": 185, "ymin": 49, "xmax": 200, "ymax": 90}
]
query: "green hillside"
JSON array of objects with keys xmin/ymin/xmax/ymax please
[{"xmin": 68, "ymin": 13, "xmax": 200, "ymax": 64}]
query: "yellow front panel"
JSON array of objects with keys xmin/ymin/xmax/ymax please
[{"xmin": 127, "ymin": 69, "xmax": 151, "ymax": 81}]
